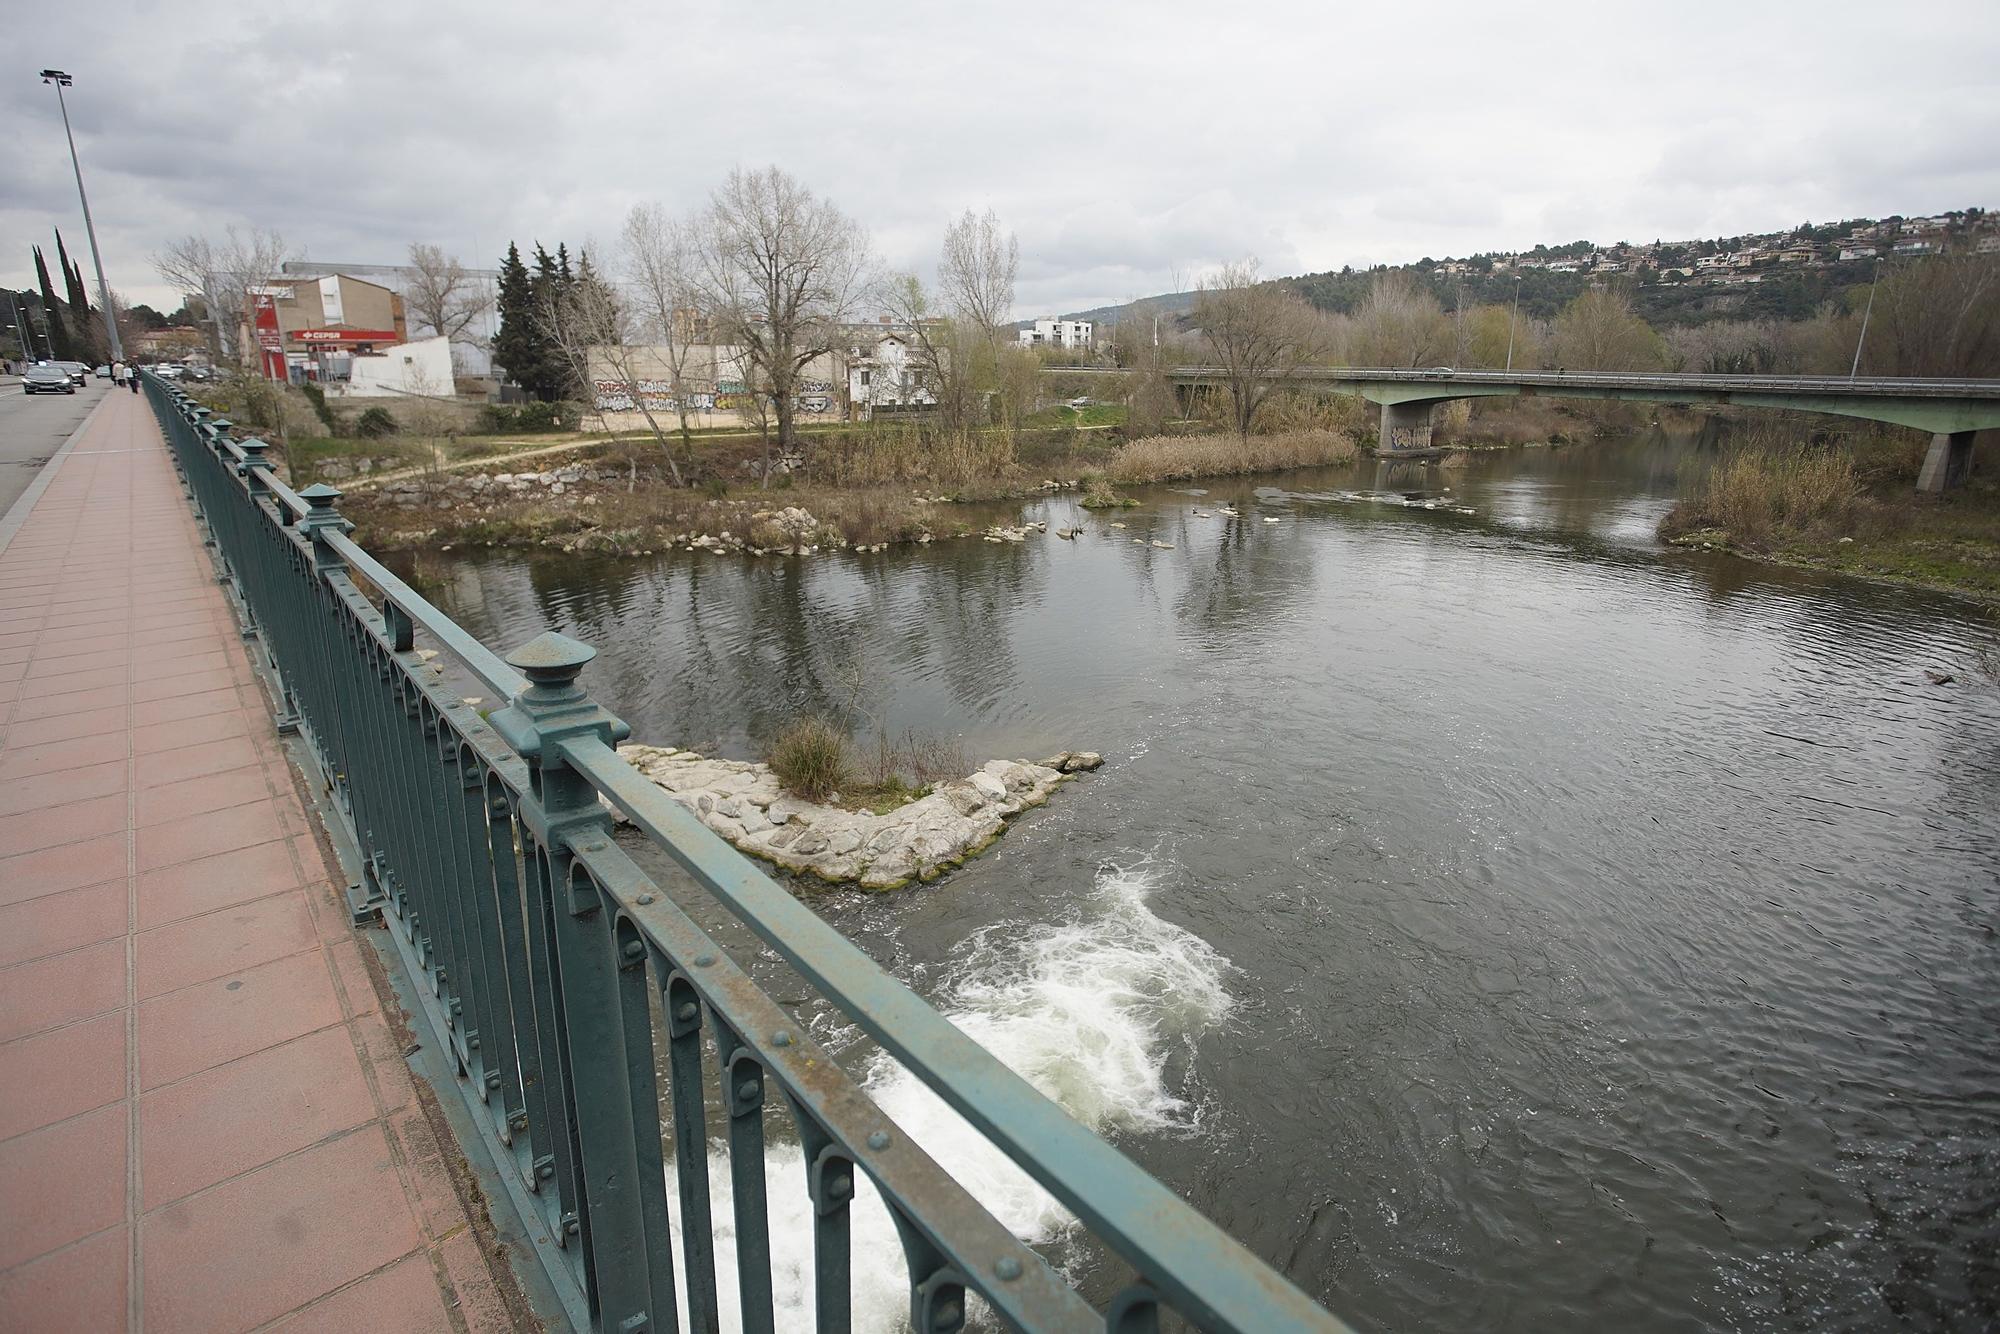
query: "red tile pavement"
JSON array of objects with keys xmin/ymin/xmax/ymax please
[{"xmin": 0, "ymin": 392, "xmax": 525, "ymax": 1331}]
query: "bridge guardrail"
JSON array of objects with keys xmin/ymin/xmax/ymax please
[{"xmin": 140, "ymin": 372, "xmax": 1352, "ymax": 1334}]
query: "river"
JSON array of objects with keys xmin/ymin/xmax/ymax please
[{"xmin": 407, "ymin": 433, "xmax": 2000, "ymax": 1332}]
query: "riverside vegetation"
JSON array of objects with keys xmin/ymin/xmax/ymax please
[{"xmin": 1660, "ymin": 422, "xmax": 2000, "ymax": 598}]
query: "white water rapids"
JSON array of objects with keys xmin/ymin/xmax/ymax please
[{"xmin": 667, "ymin": 861, "xmax": 1232, "ymax": 1332}]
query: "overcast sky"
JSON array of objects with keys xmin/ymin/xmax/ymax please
[{"xmin": 5, "ymin": 0, "xmax": 1997, "ymax": 323}]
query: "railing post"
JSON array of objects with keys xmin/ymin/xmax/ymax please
[
  {"xmin": 489, "ymin": 635, "xmax": 668, "ymax": 1332},
  {"xmin": 296, "ymin": 483, "xmax": 351, "ymax": 572}
]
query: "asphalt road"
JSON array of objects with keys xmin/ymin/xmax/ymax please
[{"xmin": 0, "ymin": 376, "xmax": 109, "ymax": 516}]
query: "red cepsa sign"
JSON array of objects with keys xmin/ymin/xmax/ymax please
[{"xmin": 291, "ymin": 328, "xmax": 399, "ymax": 344}]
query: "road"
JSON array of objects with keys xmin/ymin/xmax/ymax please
[{"xmin": 0, "ymin": 375, "xmax": 109, "ymax": 515}]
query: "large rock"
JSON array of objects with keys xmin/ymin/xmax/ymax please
[{"xmin": 610, "ymin": 741, "xmax": 1075, "ymax": 890}]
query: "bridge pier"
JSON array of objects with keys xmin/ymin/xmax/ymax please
[
  {"xmin": 1916, "ymin": 429, "xmax": 1976, "ymax": 494},
  {"xmin": 1378, "ymin": 401, "xmax": 1436, "ymax": 453}
]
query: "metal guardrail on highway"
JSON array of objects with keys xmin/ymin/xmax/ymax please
[{"xmin": 141, "ymin": 372, "xmax": 1352, "ymax": 1334}]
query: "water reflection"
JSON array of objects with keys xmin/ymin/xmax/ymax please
[{"xmin": 406, "ymin": 433, "xmax": 2000, "ymax": 1331}]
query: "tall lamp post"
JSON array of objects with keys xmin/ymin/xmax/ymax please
[
  {"xmin": 39, "ymin": 69, "xmax": 123, "ymax": 363},
  {"xmin": 1504, "ymin": 274, "xmax": 1523, "ymax": 371}
]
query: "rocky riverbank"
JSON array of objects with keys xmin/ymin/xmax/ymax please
[{"xmin": 617, "ymin": 742, "xmax": 1103, "ymax": 889}]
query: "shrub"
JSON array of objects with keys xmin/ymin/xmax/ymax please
[
  {"xmin": 479, "ymin": 400, "xmax": 580, "ymax": 433},
  {"xmin": 1078, "ymin": 473, "xmax": 1139, "ymax": 509},
  {"xmin": 1661, "ymin": 441, "xmax": 1863, "ymax": 550},
  {"xmin": 300, "ymin": 382, "xmax": 337, "ymax": 431},
  {"xmin": 355, "ymin": 407, "xmax": 398, "ymax": 439},
  {"xmin": 767, "ymin": 718, "xmax": 850, "ymax": 802},
  {"xmin": 1109, "ymin": 430, "xmax": 1358, "ymax": 483}
]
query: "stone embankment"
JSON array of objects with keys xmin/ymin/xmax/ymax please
[{"xmin": 616, "ymin": 743, "xmax": 1103, "ymax": 889}]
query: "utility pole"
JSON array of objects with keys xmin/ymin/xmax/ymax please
[
  {"xmin": 1504, "ymin": 275, "xmax": 1523, "ymax": 371},
  {"xmin": 1849, "ymin": 258, "xmax": 1881, "ymax": 379},
  {"xmin": 40, "ymin": 70, "xmax": 123, "ymax": 362}
]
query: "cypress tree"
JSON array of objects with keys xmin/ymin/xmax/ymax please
[
  {"xmin": 492, "ymin": 242, "xmax": 538, "ymax": 394},
  {"xmin": 57, "ymin": 231, "xmax": 101, "ymax": 363},
  {"xmin": 32, "ymin": 246, "xmax": 74, "ymax": 361}
]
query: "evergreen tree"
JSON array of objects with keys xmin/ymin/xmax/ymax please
[
  {"xmin": 492, "ymin": 242, "xmax": 538, "ymax": 393},
  {"xmin": 56, "ymin": 231, "xmax": 102, "ymax": 364},
  {"xmin": 32, "ymin": 246, "xmax": 74, "ymax": 361}
]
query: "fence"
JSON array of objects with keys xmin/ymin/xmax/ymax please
[{"xmin": 141, "ymin": 373, "xmax": 1350, "ymax": 1334}]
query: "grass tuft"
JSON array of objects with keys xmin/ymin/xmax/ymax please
[{"xmin": 767, "ymin": 718, "xmax": 850, "ymax": 802}]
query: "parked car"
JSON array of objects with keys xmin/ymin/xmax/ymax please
[
  {"xmin": 183, "ymin": 366, "xmax": 213, "ymax": 383},
  {"xmin": 155, "ymin": 364, "xmax": 184, "ymax": 381},
  {"xmin": 23, "ymin": 365, "xmax": 76, "ymax": 395}
]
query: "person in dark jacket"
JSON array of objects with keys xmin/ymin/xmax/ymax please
[{"xmin": 128, "ymin": 364, "xmax": 140, "ymax": 393}]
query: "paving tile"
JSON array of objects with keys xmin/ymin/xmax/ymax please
[
  {"xmin": 138, "ymin": 948, "xmax": 343, "ymax": 1089},
  {"xmin": 135, "ymin": 763, "xmax": 275, "ymax": 827},
  {"xmin": 0, "ymin": 791, "xmax": 128, "ymax": 857},
  {"xmin": 130, "ymin": 709, "xmax": 255, "ymax": 757},
  {"xmin": 17, "ymin": 664, "xmax": 126, "ymax": 699},
  {"xmin": 133, "ymin": 733, "xmax": 260, "ymax": 787},
  {"xmin": 135, "ymin": 837, "xmax": 303, "ymax": 928},
  {"xmin": 141, "ymin": 1126, "xmax": 423, "ymax": 1333},
  {"xmin": 0, "ymin": 1009, "xmax": 127, "ymax": 1140},
  {"xmin": 0, "ymin": 880, "xmax": 127, "ymax": 968},
  {"xmin": 5, "ymin": 680, "xmax": 129, "ymax": 722},
  {"xmin": 0, "ymin": 1101, "xmax": 126, "ymax": 1269},
  {"xmin": 1, "ymin": 703, "xmax": 130, "ymax": 749},
  {"xmin": 0, "ymin": 832, "xmax": 129, "ymax": 907},
  {"xmin": 131, "ymin": 685, "xmax": 246, "ymax": 728},
  {"xmin": 266, "ymin": 1252, "xmax": 455, "ymax": 1334},
  {"xmin": 0, "ymin": 938, "xmax": 128, "ymax": 1043},
  {"xmin": 135, "ymin": 799, "xmax": 289, "ymax": 873},
  {"xmin": 0, "ymin": 1222, "xmax": 128, "ymax": 1333},
  {"xmin": 0, "ymin": 730, "xmax": 128, "ymax": 783},
  {"xmin": 140, "ymin": 1025, "xmax": 376, "ymax": 1208},
  {"xmin": 138, "ymin": 891, "xmax": 317, "ymax": 999}
]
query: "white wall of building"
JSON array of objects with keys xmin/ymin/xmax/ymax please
[{"xmin": 334, "ymin": 336, "xmax": 457, "ymax": 398}]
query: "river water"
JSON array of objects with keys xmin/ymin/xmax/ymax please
[{"xmin": 412, "ymin": 434, "xmax": 2000, "ymax": 1332}]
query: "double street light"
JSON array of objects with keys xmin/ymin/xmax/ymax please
[{"xmin": 39, "ymin": 69, "xmax": 123, "ymax": 362}]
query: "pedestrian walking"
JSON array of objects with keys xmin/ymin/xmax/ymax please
[{"xmin": 129, "ymin": 364, "xmax": 140, "ymax": 394}]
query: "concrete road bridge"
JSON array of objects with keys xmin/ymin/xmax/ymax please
[{"xmin": 1064, "ymin": 366, "xmax": 2000, "ymax": 492}]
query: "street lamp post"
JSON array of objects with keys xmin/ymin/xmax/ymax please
[
  {"xmin": 1504, "ymin": 274, "xmax": 1523, "ymax": 371},
  {"xmin": 39, "ymin": 69, "xmax": 123, "ymax": 363}
]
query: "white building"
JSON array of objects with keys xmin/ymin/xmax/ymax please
[
  {"xmin": 1018, "ymin": 317, "xmax": 1093, "ymax": 351},
  {"xmin": 326, "ymin": 336, "xmax": 457, "ymax": 398},
  {"xmin": 1838, "ymin": 245, "xmax": 1878, "ymax": 262},
  {"xmin": 281, "ymin": 260, "xmax": 501, "ymax": 377}
]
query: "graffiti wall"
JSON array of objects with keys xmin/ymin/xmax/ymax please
[{"xmin": 592, "ymin": 377, "xmax": 838, "ymax": 416}]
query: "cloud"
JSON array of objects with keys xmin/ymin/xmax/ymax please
[{"xmin": 4, "ymin": 0, "xmax": 1996, "ymax": 321}]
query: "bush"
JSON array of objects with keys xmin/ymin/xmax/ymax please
[
  {"xmin": 1078, "ymin": 473, "xmax": 1139, "ymax": 509},
  {"xmin": 300, "ymin": 382, "xmax": 337, "ymax": 432},
  {"xmin": 1109, "ymin": 430, "xmax": 1359, "ymax": 483},
  {"xmin": 767, "ymin": 718, "xmax": 850, "ymax": 802},
  {"xmin": 355, "ymin": 407, "xmax": 398, "ymax": 439},
  {"xmin": 479, "ymin": 400, "xmax": 580, "ymax": 433},
  {"xmin": 1662, "ymin": 440, "xmax": 1863, "ymax": 550}
]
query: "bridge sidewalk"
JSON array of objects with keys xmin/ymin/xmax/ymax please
[{"xmin": 0, "ymin": 390, "xmax": 524, "ymax": 1331}]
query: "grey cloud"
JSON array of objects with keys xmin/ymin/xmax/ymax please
[{"xmin": 4, "ymin": 0, "xmax": 1996, "ymax": 321}]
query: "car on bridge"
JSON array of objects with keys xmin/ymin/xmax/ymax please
[
  {"xmin": 23, "ymin": 364, "xmax": 76, "ymax": 394},
  {"xmin": 51, "ymin": 360, "xmax": 89, "ymax": 386}
]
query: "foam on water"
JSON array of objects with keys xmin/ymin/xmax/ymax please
[{"xmin": 668, "ymin": 861, "xmax": 1231, "ymax": 1332}]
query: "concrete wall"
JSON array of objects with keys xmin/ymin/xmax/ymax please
[{"xmin": 581, "ymin": 344, "xmax": 846, "ymax": 432}]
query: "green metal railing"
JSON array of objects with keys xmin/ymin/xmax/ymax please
[{"xmin": 143, "ymin": 374, "xmax": 1350, "ymax": 1334}]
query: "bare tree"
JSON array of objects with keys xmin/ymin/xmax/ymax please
[
  {"xmin": 537, "ymin": 258, "xmax": 687, "ymax": 486},
  {"xmin": 939, "ymin": 208, "xmax": 1017, "ymax": 335},
  {"xmin": 620, "ymin": 204, "xmax": 707, "ymax": 455},
  {"xmin": 1550, "ymin": 285, "xmax": 1665, "ymax": 371},
  {"xmin": 1346, "ymin": 270, "xmax": 1452, "ymax": 368},
  {"xmin": 153, "ymin": 226, "xmax": 294, "ymax": 360},
  {"xmin": 698, "ymin": 167, "xmax": 870, "ymax": 482},
  {"xmin": 1191, "ymin": 259, "xmax": 1332, "ymax": 439},
  {"xmin": 1863, "ymin": 253, "xmax": 2000, "ymax": 378},
  {"xmin": 404, "ymin": 243, "xmax": 491, "ymax": 356}
]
